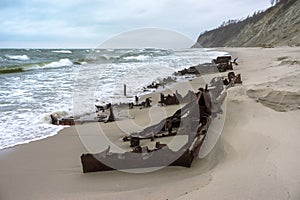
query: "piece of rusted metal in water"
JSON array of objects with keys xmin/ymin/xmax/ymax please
[
  {"xmin": 124, "ymin": 84, "xmax": 127, "ymax": 96},
  {"xmin": 50, "ymin": 115, "xmax": 76, "ymax": 126}
]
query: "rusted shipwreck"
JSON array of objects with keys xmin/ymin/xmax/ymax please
[
  {"xmin": 80, "ymin": 72, "xmax": 239, "ymax": 173},
  {"xmin": 175, "ymin": 56, "xmax": 237, "ymax": 76}
]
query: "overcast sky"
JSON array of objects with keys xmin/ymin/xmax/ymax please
[{"xmin": 0, "ymin": 0, "xmax": 271, "ymax": 48}]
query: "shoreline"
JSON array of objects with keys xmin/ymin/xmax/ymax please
[
  {"xmin": 1, "ymin": 47, "xmax": 300, "ymax": 200},
  {"xmin": 0, "ymin": 48, "xmax": 228, "ymax": 151}
]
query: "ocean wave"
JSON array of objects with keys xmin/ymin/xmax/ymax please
[
  {"xmin": 42, "ymin": 59, "xmax": 73, "ymax": 69},
  {"xmin": 80, "ymin": 55, "xmax": 117, "ymax": 63},
  {"xmin": 0, "ymin": 67, "xmax": 24, "ymax": 74},
  {"xmin": 123, "ymin": 55, "xmax": 150, "ymax": 61},
  {"xmin": 38, "ymin": 111, "xmax": 69, "ymax": 124},
  {"xmin": 80, "ymin": 49, "xmax": 172, "ymax": 64},
  {"xmin": 116, "ymin": 49, "xmax": 170, "ymax": 62},
  {"xmin": 51, "ymin": 50, "xmax": 72, "ymax": 54},
  {"xmin": 5, "ymin": 54, "xmax": 30, "ymax": 60},
  {"xmin": 0, "ymin": 59, "xmax": 73, "ymax": 74}
]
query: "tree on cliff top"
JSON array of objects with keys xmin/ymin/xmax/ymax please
[{"xmin": 270, "ymin": 0, "xmax": 281, "ymax": 6}]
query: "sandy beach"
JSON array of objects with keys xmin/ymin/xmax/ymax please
[{"xmin": 0, "ymin": 47, "xmax": 299, "ymax": 200}]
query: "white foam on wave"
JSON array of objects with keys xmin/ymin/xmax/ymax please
[
  {"xmin": 0, "ymin": 108, "xmax": 67, "ymax": 150},
  {"xmin": 205, "ymin": 50, "xmax": 230, "ymax": 60},
  {"xmin": 123, "ymin": 55, "xmax": 150, "ymax": 61},
  {"xmin": 90, "ymin": 62, "xmax": 180, "ymax": 106},
  {"xmin": 5, "ymin": 54, "xmax": 30, "ymax": 60},
  {"xmin": 84, "ymin": 49, "xmax": 227, "ymax": 107},
  {"xmin": 0, "ymin": 124, "xmax": 65, "ymax": 150},
  {"xmin": 43, "ymin": 59, "xmax": 73, "ymax": 69},
  {"xmin": 101, "ymin": 54, "xmax": 117, "ymax": 60},
  {"xmin": 52, "ymin": 50, "xmax": 72, "ymax": 54},
  {"xmin": 38, "ymin": 111, "xmax": 69, "ymax": 124},
  {"xmin": 14, "ymin": 59, "xmax": 74, "ymax": 71}
]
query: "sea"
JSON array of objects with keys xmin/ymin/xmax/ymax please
[{"xmin": 0, "ymin": 48, "xmax": 227, "ymax": 150}]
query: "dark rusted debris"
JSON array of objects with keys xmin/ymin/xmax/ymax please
[
  {"xmin": 139, "ymin": 97, "xmax": 152, "ymax": 108},
  {"xmin": 175, "ymin": 56, "xmax": 238, "ymax": 76},
  {"xmin": 159, "ymin": 93, "xmax": 180, "ymax": 106},
  {"xmin": 144, "ymin": 77, "xmax": 176, "ymax": 91},
  {"xmin": 95, "ymin": 103, "xmax": 112, "ymax": 113},
  {"xmin": 128, "ymin": 97, "xmax": 153, "ymax": 109},
  {"xmin": 50, "ymin": 114, "xmax": 75, "ymax": 126},
  {"xmin": 105, "ymin": 104, "xmax": 115, "ymax": 123},
  {"xmin": 80, "ymin": 72, "xmax": 242, "ymax": 173},
  {"xmin": 223, "ymin": 72, "xmax": 242, "ymax": 85},
  {"xmin": 80, "ymin": 91, "xmax": 207, "ymax": 172}
]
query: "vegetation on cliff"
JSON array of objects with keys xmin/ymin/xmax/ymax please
[{"xmin": 192, "ymin": 0, "xmax": 300, "ymax": 47}]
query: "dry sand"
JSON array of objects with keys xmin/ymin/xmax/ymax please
[{"xmin": 0, "ymin": 47, "xmax": 299, "ymax": 200}]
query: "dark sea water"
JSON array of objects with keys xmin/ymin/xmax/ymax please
[{"xmin": 0, "ymin": 48, "xmax": 227, "ymax": 149}]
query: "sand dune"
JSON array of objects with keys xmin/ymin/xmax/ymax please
[
  {"xmin": 246, "ymin": 64, "xmax": 300, "ymax": 112},
  {"xmin": 0, "ymin": 47, "xmax": 299, "ymax": 200},
  {"xmin": 247, "ymin": 87, "xmax": 300, "ymax": 112}
]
